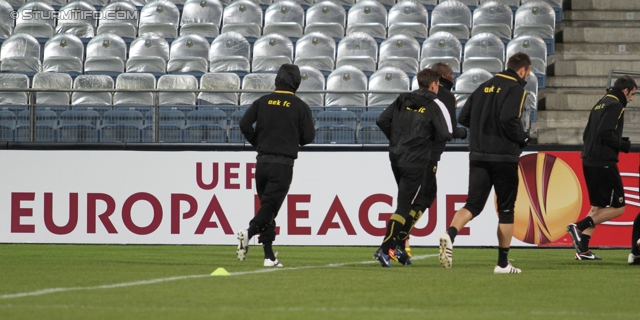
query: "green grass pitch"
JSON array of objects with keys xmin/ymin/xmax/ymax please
[{"xmin": 0, "ymin": 244, "xmax": 638, "ymax": 319}]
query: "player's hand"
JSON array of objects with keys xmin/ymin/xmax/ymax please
[
  {"xmin": 519, "ymin": 134, "xmax": 530, "ymax": 149},
  {"xmin": 621, "ymin": 137, "xmax": 631, "ymax": 153}
]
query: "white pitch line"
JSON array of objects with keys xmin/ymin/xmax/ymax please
[{"xmin": 0, "ymin": 254, "xmax": 438, "ymax": 300}]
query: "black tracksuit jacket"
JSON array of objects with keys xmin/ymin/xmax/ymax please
[
  {"xmin": 240, "ymin": 65, "xmax": 316, "ymax": 163},
  {"xmin": 581, "ymin": 87, "xmax": 631, "ymax": 166},
  {"xmin": 430, "ymin": 78, "xmax": 468, "ymax": 161},
  {"xmin": 458, "ymin": 69, "xmax": 529, "ymax": 163},
  {"xmin": 377, "ymin": 88, "xmax": 453, "ymax": 168}
]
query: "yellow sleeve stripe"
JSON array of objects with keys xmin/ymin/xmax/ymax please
[
  {"xmin": 518, "ymin": 90, "xmax": 527, "ymax": 118},
  {"xmin": 615, "ymin": 107, "xmax": 625, "ymax": 129},
  {"xmin": 496, "ymin": 74, "xmax": 518, "ymax": 82}
]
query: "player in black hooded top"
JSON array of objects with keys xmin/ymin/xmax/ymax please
[
  {"xmin": 567, "ymin": 75, "xmax": 636, "ymax": 261},
  {"xmin": 236, "ymin": 64, "xmax": 316, "ymax": 267},
  {"xmin": 373, "ymin": 68, "xmax": 453, "ymax": 268},
  {"xmin": 394, "ymin": 62, "xmax": 468, "ymax": 259}
]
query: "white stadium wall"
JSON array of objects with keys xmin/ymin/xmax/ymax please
[{"xmin": 0, "ymin": 150, "xmax": 638, "ymax": 247}]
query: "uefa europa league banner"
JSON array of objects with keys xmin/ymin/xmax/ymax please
[{"xmin": 0, "ymin": 150, "xmax": 637, "ymax": 247}]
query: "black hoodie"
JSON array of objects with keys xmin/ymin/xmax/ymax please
[
  {"xmin": 581, "ymin": 87, "xmax": 631, "ymax": 166},
  {"xmin": 240, "ymin": 64, "xmax": 316, "ymax": 163},
  {"xmin": 430, "ymin": 78, "xmax": 468, "ymax": 161},
  {"xmin": 458, "ymin": 69, "xmax": 529, "ymax": 162},
  {"xmin": 377, "ymin": 88, "xmax": 453, "ymax": 168}
]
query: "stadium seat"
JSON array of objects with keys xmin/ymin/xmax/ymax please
[
  {"xmin": 101, "ymin": 109, "xmax": 144, "ymax": 142},
  {"xmin": 33, "ymin": 72, "xmax": 73, "ymax": 115},
  {"xmin": 179, "ymin": 0, "xmax": 223, "ymax": 38},
  {"xmin": 430, "ymin": 0, "xmax": 472, "ymax": 41},
  {"xmin": 507, "ymin": 34, "xmax": 547, "ymax": 87},
  {"xmin": 84, "ymin": 33, "xmax": 127, "ymax": 75},
  {"xmin": 42, "ymin": 34, "xmax": 84, "ymax": 75},
  {"xmin": 138, "ymin": 0, "xmax": 180, "ymax": 39},
  {"xmin": 297, "ymin": 65, "xmax": 326, "ymax": 108},
  {"xmin": 378, "ymin": 34, "xmax": 421, "ymax": 74},
  {"xmin": 56, "ymin": 1, "xmax": 97, "ymax": 38},
  {"xmin": 14, "ymin": 2, "xmax": 55, "ymax": 38},
  {"xmin": 263, "ymin": 0, "xmax": 305, "ymax": 38},
  {"xmin": 221, "ymin": 0, "xmax": 263, "ymax": 39},
  {"xmin": 71, "ymin": 75, "xmax": 114, "ymax": 111},
  {"xmin": 142, "ymin": 109, "xmax": 186, "ymax": 142},
  {"xmin": 524, "ymin": 72, "xmax": 538, "ymax": 124},
  {"xmin": 209, "ymin": 31, "xmax": 251, "ymax": 73},
  {"xmin": 157, "ymin": 74, "xmax": 199, "ymax": 106},
  {"xmin": 481, "ymin": 0, "xmax": 519, "ymax": 7},
  {"xmin": 472, "ymin": 0, "xmax": 513, "ymax": 40},
  {"xmin": 199, "ymin": 72, "xmax": 241, "ymax": 106},
  {"xmin": 387, "ymin": 1, "xmax": 429, "ymax": 40},
  {"xmin": 97, "ymin": 1, "xmax": 139, "ymax": 39},
  {"xmin": 228, "ymin": 108, "xmax": 247, "ymax": 143},
  {"xmin": 454, "ymin": 68, "xmax": 492, "ymax": 107},
  {"xmin": 325, "ymin": 65, "xmax": 367, "ymax": 107},
  {"xmin": 336, "ymin": 32, "xmax": 378, "ymax": 72},
  {"xmin": 368, "ymin": 66, "xmax": 410, "ymax": 107},
  {"xmin": 420, "ymin": 31, "xmax": 462, "ymax": 72},
  {"xmin": 358, "ymin": 109, "xmax": 388, "ymax": 144},
  {"xmin": 240, "ymin": 73, "xmax": 277, "ymax": 106},
  {"xmin": 462, "ymin": 33, "xmax": 505, "ymax": 73},
  {"xmin": 126, "ymin": 34, "xmax": 169, "ymax": 74},
  {"xmin": 304, "ymin": 1, "xmax": 346, "ymax": 39},
  {"xmin": 58, "ymin": 109, "xmax": 100, "ymax": 142},
  {"xmin": 183, "ymin": 109, "xmax": 228, "ymax": 143},
  {"xmin": 81, "ymin": 0, "xmax": 108, "ymax": 6},
  {"xmin": 514, "ymin": 1, "xmax": 555, "ymax": 53},
  {"xmin": 294, "ymin": 32, "xmax": 336, "ymax": 73},
  {"xmin": 251, "ymin": 33, "xmax": 294, "ymax": 72},
  {"xmin": 0, "ymin": 1, "xmax": 15, "ymax": 39},
  {"xmin": 0, "ymin": 34, "xmax": 41, "ymax": 74},
  {"xmin": 0, "ymin": 74, "xmax": 29, "ymax": 107},
  {"xmin": 0, "ymin": 109, "xmax": 16, "ymax": 142},
  {"xmin": 346, "ymin": 0, "xmax": 388, "ymax": 40},
  {"xmin": 167, "ymin": 34, "xmax": 210, "ymax": 74},
  {"xmin": 4, "ymin": 0, "xmax": 25, "ymax": 6},
  {"xmin": 521, "ymin": 0, "xmax": 562, "ymax": 22},
  {"xmin": 314, "ymin": 110, "xmax": 357, "ymax": 144},
  {"xmin": 15, "ymin": 109, "xmax": 58, "ymax": 142},
  {"xmin": 114, "ymin": 73, "xmax": 156, "ymax": 111},
  {"xmin": 413, "ymin": 0, "xmax": 437, "ymax": 8}
]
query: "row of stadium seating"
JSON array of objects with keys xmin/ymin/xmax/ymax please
[
  {"xmin": 1, "ymin": 0, "xmax": 557, "ymax": 42},
  {"xmin": 0, "ymin": 31, "xmax": 548, "ymax": 85},
  {"xmin": 0, "ymin": 66, "xmax": 538, "ymax": 108},
  {"xmin": 0, "ymin": 106, "xmax": 469, "ymax": 144}
]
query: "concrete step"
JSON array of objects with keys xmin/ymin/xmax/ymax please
[
  {"xmin": 541, "ymin": 88, "xmax": 640, "ymax": 111},
  {"xmin": 535, "ymin": 127, "xmax": 583, "ymax": 145},
  {"xmin": 564, "ymin": 10, "xmax": 640, "ymax": 21},
  {"xmin": 557, "ymin": 20, "xmax": 640, "ymax": 29},
  {"xmin": 559, "ymin": 27, "xmax": 640, "ymax": 43},
  {"xmin": 556, "ymin": 43, "xmax": 640, "ymax": 56},
  {"xmin": 536, "ymin": 110, "xmax": 589, "ymax": 128},
  {"xmin": 546, "ymin": 76, "xmax": 609, "ymax": 88},
  {"xmin": 552, "ymin": 60, "xmax": 640, "ymax": 76},
  {"xmin": 569, "ymin": 0, "xmax": 640, "ymax": 11}
]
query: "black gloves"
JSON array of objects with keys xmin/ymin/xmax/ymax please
[
  {"xmin": 621, "ymin": 137, "xmax": 631, "ymax": 153},
  {"xmin": 454, "ymin": 127, "xmax": 467, "ymax": 140}
]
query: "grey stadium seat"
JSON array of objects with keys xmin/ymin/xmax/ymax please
[
  {"xmin": 84, "ymin": 33, "xmax": 127, "ymax": 74},
  {"xmin": 358, "ymin": 109, "xmax": 388, "ymax": 144},
  {"xmin": 263, "ymin": 0, "xmax": 305, "ymax": 38},
  {"xmin": 0, "ymin": 1, "xmax": 13, "ymax": 39},
  {"xmin": 240, "ymin": 73, "xmax": 277, "ymax": 106},
  {"xmin": 454, "ymin": 68, "xmax": 493, "ymax": 108},
  {"xmin": 138, "ymin": 0, "xmax": 181, "ymax": 38},
  {"xmin": 180, "ymin": 0, "xmax": 223, "ymax": 38},
  {"xmin": 368, "ymin": 67, "xmax": 410, "ymax": 107},
  {"xmin": 346, "ymin": 0, "xmax": 388, "ymax": 39},
  {"xmin": 336, "ymin": 32, "xmax": 378, "ymax": 73},
  {"xmin": 514, "ymin": 0, "xmax": 555, "ymax": 40},
  {"xmin": 430, "ymin": 0, "xmax": 472, "ymax": 41},
  {"xmin": 314, "ymin": 110, "xmax": 357, "ymax": 144},
  {"xmin": 14, "ymin": 2, "xmax": 55, "ymax": 38},
  {"xmin": 42, "ymin": 34, "xmax": 85, "ymax": 74},
  {"xmin": 472, "ymin": 0, "xmax": 513, "ymax": 40},
  {"xmin": 252, "ymin": 33, "xmax": 294, "ymax": 72},
  {"xmin": 294, "ymin": 32, "xmax": 336, "ymax": 73},
  {"xmin": 297, "ymin": 66, "xmax": 326, "ymax": 107},
  {"xmin": 507, "ymin": 35, "xmax": 547, "ymax": 75},
  {"xmin": 183, "ymin": 109, "xmax": 228, "ymax": 143},
  {"xmin": 114, "ymin": 73, "xmax": 156, "ymax": 107},
  {"xmin": 378, "ymin": 34, "xmax": 421, "ymax": 75},
  {"xmin": 101, "ymin": 109, "xmax": 144, "ymax": 143},
  {"xmin": 58, "ymin": 109, "xmax": 101, "ymax": 142},
  {"xmin": 15, "ymin": 109, "xmax": 58, "ymax": 142},
  {"xmin": 462, "ymin": 33, "xmax": 505, "ymax": 73},
  {"xmin": 157, "ymin": 74, "xmax": 199, "ymax": 106},
  {"xmin": 420, "ymin": 31, "xmax": 462, "ymax": 72},
  {"xmin": 167, "ymin": 34, "xmax": 210, "ymax": 74},
  {"xmin": 388, "ymin": 1, "xmax": 429, "ymax": 40},
  {"xmin": 56, "ymin": 1, "xmax": 97, "ymax": 38},
  {"xmin": 325, "ymin": 65, "xmax": 367, "ymax": 107},
  {"xmin": 0, "ymin": 73, "xmax": 29, "ymax": 107},
  {"xmin": 32, "ymin": 72, "xmax": 73, "ymax": 109},
  {"xmin": 72, "ymin": 75, "xmax": 114, "ymax": 107},
  {"xmin": 221, "ymin": 0, "xmax": 263, "ymax": 38},
  {"xmin": 0, "ymin": 34, "xmax": 42, "ymax": 73},
  {"xmin": 304, "ymin": 1, "xmax": 346, "ymax": 39},
  {"xmin": 199, "ymin": 72, "xmax": 241, "ymax": 106},
  {"xmin": 209, "ymin": 32, "xmax": 251, "ymax": 73},
  {"xmin": 126, "ymin": 34, "xmax": 170, "ymax": 74},
  {"xmin": 97, "ymin": 1, "xmax": 139, "ymax": 39}
]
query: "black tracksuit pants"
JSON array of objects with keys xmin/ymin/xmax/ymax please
[{"xmin": 249, "ymin": 161, "xmax": 293, "ymax": 244}]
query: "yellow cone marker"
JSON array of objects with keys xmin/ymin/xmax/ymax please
[{"xmin": 211, "ymin": 268, "xmax": 230, "ymax": 276}]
